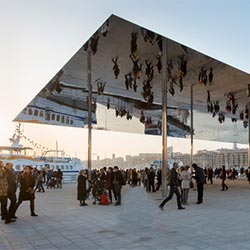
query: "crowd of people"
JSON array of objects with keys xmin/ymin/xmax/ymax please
[
  {"xmin": 0, "ymin": 161, "xmax": 38, "ymax": 224},
  {"xmin": 2, "ymin": 158, "xmax": 250, "ymax": 225},
  {"xmin": 0, "ymin": 160, "xmax": 63, "ymax": 224}
]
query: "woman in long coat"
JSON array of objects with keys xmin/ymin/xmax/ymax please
[
  {"xmin": 15, "ymin": 165, "xmax": 38, "ymax": 216},
  {"xmin": 180, "ymin": 165, "xmax": 191, "ymax": 205},
  {"xmin": 77, "ymin": 170, "xmax": 88, "ymax": 206}
]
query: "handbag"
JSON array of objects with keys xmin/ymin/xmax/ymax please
[{"xmin": 190, "ymin": 181, "xmax": 194, "ymax": 189}]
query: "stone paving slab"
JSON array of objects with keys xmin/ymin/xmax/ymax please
[{"xmin": 1, "ymin": 178, "xmax": 250, "ymax": 249}]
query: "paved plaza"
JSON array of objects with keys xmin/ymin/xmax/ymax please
[{"xmin": 1, "ymin": 178, "xmax": 250, "ymax": 250}]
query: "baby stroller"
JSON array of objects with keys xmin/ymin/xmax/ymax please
[
  {"xmin": 47, "ymin": 177, "xmax": 56, "ymax": 189},
  {"xmin": 91, "ymin": 179, "xmax": 104, "ymax": 204},
  {"xmin": 100, "ymin": 190, "xmax": 110, "ymax": 205}
]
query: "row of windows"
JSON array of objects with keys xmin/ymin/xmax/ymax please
[
  {"xmin": 15, "ymin": 165, "xmax": 43, "ymax": 171},
  {"xmin": 25, "ymin": 108, "xmax": 73, "ymax": 125},
  {"xmin": 50, "ymin": 165, "xmax": 73, "ymax": 170}
]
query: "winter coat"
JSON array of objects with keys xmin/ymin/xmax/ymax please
[
  {"xmin": 113, "ymin": 170, "xmax": 123, "ymax": 187},
  {"xmin": 194, "ymin": 166, "xmax": 205, "ymax": 184},
  {"xmin": 168, "ymin": 168, "xmax": 180, "ymax": 186},
  {"xmin": 18, "ymin": 173, "xmax": 35, "ymax": 201},
  {"xmin": 77, "ymin": 175, "xmax": 87, "ymax": 201},
  {"xmin": 180, "ymin": 170, "xmax": 191, "ymax": 189},
  {"xmin": 106, "ymin": 171, "xmax": 114, "ymax": 189},
  {"xmin": 0, "ymin": 168, "xmax": 8, "ymax": 196}
]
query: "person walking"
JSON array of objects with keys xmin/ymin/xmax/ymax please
[
  {"xmin": 207, "ymin": 167, "xmax": 213, "ymax": 184},
  {"xmin": 34, "ymin": 170, "xmax": 45, "ymax": 192},
  {"xmin": 56, "ymin": 169, "xmax": 63, "ymax": 188},
  {"xmin": 159, "ymin": 162, "xmax": 185, "ymax": 210},
  {"xmin": 148, "ymin": 167, "xmax": 155, "ymax": 192},
  {"xmin": 220, "ymin": 165, "xmax": 228, "ymax": 191},
  {"xmin": 0, "ymin": 161, "xmax": 16, "ymax": 224},
  {"xmin": 154, "ymin": 168, "xmax": 162, "ymax": 192},
  {"xmin": 15, "ymin": 166, "xmax": 38, "ymax": 216},
  {"xmin": 192, "ymin": 163, "xmax": 205, "ymax": 204},
  {"xmin": 180, "ymin": 165, "xmax": 191, "ymax": 205}
]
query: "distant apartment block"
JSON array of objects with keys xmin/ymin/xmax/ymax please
[{"xmin": 178, "ymin": 143, "xmax": 248, "ymax": 168}]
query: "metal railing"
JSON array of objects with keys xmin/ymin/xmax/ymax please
[{"xmin": 62, "ymin": 173, "xmax": 78, "ymax": 183}]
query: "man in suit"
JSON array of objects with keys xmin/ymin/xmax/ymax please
[{"xmin": 159, "ymin": 162, "xmax": 185, "ymax": 210}]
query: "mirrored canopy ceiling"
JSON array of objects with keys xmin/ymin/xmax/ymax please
[{"xmin": 15, "ymin": 14, "xmax": 250, "ymax": 144}]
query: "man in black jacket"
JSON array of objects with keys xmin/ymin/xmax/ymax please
[
  {"xmin": 113, "ymin": 166, "xmax": 123, "ymax": 206},
  {"xmin": 192, "ymin": 163, "xmax": 205, "ymax": 204},
  {"xmin": 159, "ymin": 162, "xmax": 185, "ymax": 210}
]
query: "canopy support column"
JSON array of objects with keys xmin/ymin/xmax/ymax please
[
  {"xmin": 248, "ymin": 102, "xmax": 250, "ymax": 168},
  {"xmin": 190, "ymin": 83, "xmax": 195, "ymax": 168},
  {"xmin": 87, "ymin": 50, "xmax": 92, "ymax": 175},
  {"xmin": 161, "ymin": 38, "xmax": 168, "ymax": 197}
]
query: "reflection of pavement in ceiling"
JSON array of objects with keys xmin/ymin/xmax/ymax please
[
  {"xmin": 14, "ymin": 15, "xmax": 250, "ymax": 144},
  {"xmin": 191, "ymin": 111, "xmax": 247, "ymax": 144}
]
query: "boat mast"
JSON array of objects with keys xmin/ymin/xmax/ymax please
[{"xmin": 56, "ymin": 141, "xmax": 58, "ymax": 157}]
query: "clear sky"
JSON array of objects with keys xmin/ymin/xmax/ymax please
[{"xmin": 1, "ymin": 0, "xmax": 250, "ymax": 160}]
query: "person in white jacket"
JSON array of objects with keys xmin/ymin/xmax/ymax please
[{"xmin": 180, "ymin": 165, "xmax": 191, "ymax": 205}]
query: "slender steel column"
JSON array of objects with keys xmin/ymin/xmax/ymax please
[
  {"xmin": 161, "ymin": 38, "xmax": 168, "ymax": 197},
  {"xmin": 248, "ymin": 102, "xmax": 250, "ymax": 168},
  {"xmin": 87, "ymin": 50, "xmax": 92, "ymax": 175},
  {"xmin": 190, "ymin": 83, "xmax": 195, "ymax": 170}
]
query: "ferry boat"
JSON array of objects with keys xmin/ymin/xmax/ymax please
[{"xmin": 0, "ymin": 124, "xmax": 83, "ymax": 177}]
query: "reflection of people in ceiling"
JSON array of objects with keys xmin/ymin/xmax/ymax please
[
  {"xmin": 130, "ymin": 55, "xmax": 142, "ymax": 79},
  {"xmin": 47, "ymin": 69, "xmax": 64, "ymax": 95},
  {"xmin": 145, "ymin": 60, "xmax": 154, "ymax": 81},
  {"xmin": 130, "ymin": 32, "xmax": 138, "ymax": 59},
  {"xmin": 107, "ymin": 98, "xmax": 110, "ymax": 110},
  {"xmin": 141, "ymin": 28, "xmax": 155, "ymax": 44},
  {"xmin": 84, "ymin": 32, "xmax": 99, "ymax": 55},
  {"xmin": 112, "ymin": 57, "xmax": 120, "ymax": 79},
  {"xmin": 142, "ymin": 79, "xmax": 154, "ymax": 104},
  {"xmin": 101, "ymin": 19, "xmax": 109, "ymax": 37},
  {"xmin": 97, "ymin": 81, "xmax": 106, "ymax": 95},
  {"xmin": 153, "ymin": 35, "xmax": 162, "ymax": 53},
  {"xmin": 156, "ymin": 55, "xmax": 162, "ymax": 73},
  {"xmin": 140, "ymin": 111, "xmax": 145, "ymax": 124}
]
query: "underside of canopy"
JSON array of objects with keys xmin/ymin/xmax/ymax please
[{"xmin": 14, "ymin": 14, "xmax": 250, "ymax": 144}]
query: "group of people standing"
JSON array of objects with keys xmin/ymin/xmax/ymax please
[
  {"xmin": 77, "ymin": 166, "xmax": 125, "ymax": 207},
  {"xmin": 0, "ymin": 161, "xmax": 38, "ymax": 224}
]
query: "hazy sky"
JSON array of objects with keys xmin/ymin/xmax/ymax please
[{"xmin": 1, "ymin": 0, "xmax": 250, "ymax": 160}]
